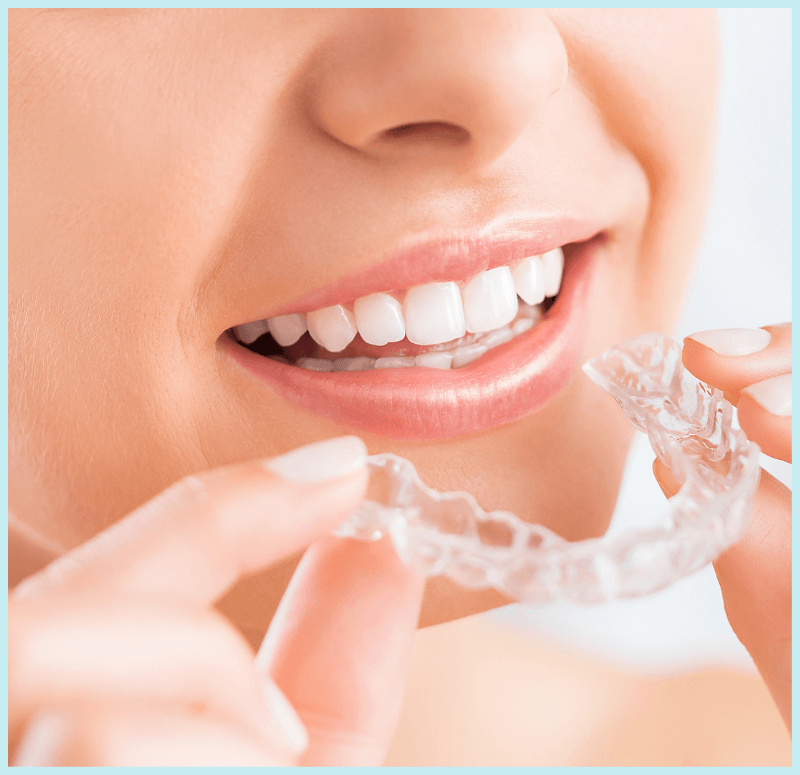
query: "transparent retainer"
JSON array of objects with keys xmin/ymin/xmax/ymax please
[{"xmin": 333, "ymin": 333, "xmax": 761, "ymax": 604}]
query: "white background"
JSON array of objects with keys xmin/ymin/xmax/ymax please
[{"xmin": 485, "ymin": 8, "xmax": 792, "ymax": 675}]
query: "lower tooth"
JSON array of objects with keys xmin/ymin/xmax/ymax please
[
  {"xmin": 297, "ymin": 357, "xmax": 333, "ymax": 372},
  {"xmin": 375, "ymin": 356, "xmax": 416, "ymax": 369},
  {"xmin": 512, "ymin": 318, "xmax": 534, "ymax": 336},
  {"xmin": 414, "ymin": 352, "xmax": 453, "ymax": 370},
  {"xmin": 451, "ymin": 344, "xmax": 487, "ymax": 368},
  {"xmin": 334, "ymin": 356, "xmax": 376, "ymax": 371},
  {"xmin": 518, "ymin": 302, "xmax": 543, "ymax": 321},
  {"xmin": 482, "ymin": 327, "xmax": 514, "ymax": 350}
]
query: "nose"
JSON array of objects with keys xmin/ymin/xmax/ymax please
[{"xmin": 307, "ymin": 9, "xmax": 568, "ymax": 169}]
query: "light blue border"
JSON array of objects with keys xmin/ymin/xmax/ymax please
[{"xmin": 4, "ymin": 5, "xmax": 794, "ymax": 773}]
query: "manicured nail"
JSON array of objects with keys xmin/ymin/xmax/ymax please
[
  {"xmin": 265, "ymin": 435, "xmax": 367, "ymax": 484},
  {"xmin": 687, "ymin": 327, "xmax": 771, "ymax": 357},
  {"xmin": 13, "ymin": 711, "xmax": 68, "ymax": 766},
  {"xmin": 262, "ymin": 680, "xmax": 309, "ymax": 754},
  {"xmin": 741, "ymin": 374, "xmax": 792, "ymax": 416}
]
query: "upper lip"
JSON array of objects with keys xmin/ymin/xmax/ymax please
[{"xmin": 231, "ymin": 213, "xmax": 604, "ymax": 327}]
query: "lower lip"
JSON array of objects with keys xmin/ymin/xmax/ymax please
[{"xmin": 221, "ymin": 238, "xmax": 601, "ymax": 440}]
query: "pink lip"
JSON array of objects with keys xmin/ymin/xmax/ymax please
[
  {"xmin": 221, "ymin": 234, "xmax": 603, "ymax": 440},
  {"xmin": 264, "ymin": 215, "xmax": 602, "ymax": 319}
]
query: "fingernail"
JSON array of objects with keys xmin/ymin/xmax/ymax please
[
  {"xmin": 14, "ymin": 711, "xmax": 69, "ymax": 766},
  {"xmin": 687, "ymin": 327, "xmax": 771, "ymax": 357},
  {"xmin": 262, "ymin": 680, "xmax": 309, "ymax": 754},
  {"xmin": 741, "ymin": 374, "xmax": 792, "ymax": 416},
  {"xmin": 265, "ymin": 435, "xmax": 367, "ymax": 484}
]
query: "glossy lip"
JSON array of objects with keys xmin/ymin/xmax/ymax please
[
  {"xmin": 229, "ymin": 215, "xmax": 603, "ymax": 326},
  {"xmin": 220, "ymin": 233, "xmax": 603, "ymax": 440}
]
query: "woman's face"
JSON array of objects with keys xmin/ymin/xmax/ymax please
[{"xmin": 9, "ymin": 9, "xmax": 717, "ymax": 638}]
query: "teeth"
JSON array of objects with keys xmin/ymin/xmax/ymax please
[
  {"xmin": 307, "ymin": 305, "xmax": 358, "ymax": 353},
  {"xmin": 375, "ymin": 356, "xmax": 416, "ymax": 369},
  {"xmin": 512, "ymin": 317, "xmax": 535, "ymax": 336},
  {"xmin": 451, "ymin": 343, "xmax": 488, "ymax": 368},
  {"xmin": 414, "ymin": 352, "xmax": 453, "ymax": 370},
  {"xmin": 268, "ymin": 313, "xmax": 308, "ymax": 347},
  {"xmin": 462, "ymin": 266, "xmax": 518, "ymax": 334},
  {"xmin": 404, "ymin": 282, "xmax": 466, "ymax": 346},
  {"xmin": 481, "ymin": 326, "xmax": 514, "ymax": 349},
  {"xmin": 254, "ymin": 246, "xmax": 563, "ymax": 369},
  {"xmin": 234, "ymin": 319, "xmax": 268, "ymax": 344},
  {"xmin": 333, "ymin": 356, "xmax": 376, "ymax": 371},
  {"xmin": 353, "ymin": 293, "xmax": 405, "ymax": 346},
  {"xmin": 511, "ymin": 256, "xmax": 546, "ymax": 306},
  {"xmin": 542, "ymin": 247, "xmax": 564, "ymax": 297},
  {"xmin": 297, "ymin": 357, "xmax": 333, "ymax": 372}
]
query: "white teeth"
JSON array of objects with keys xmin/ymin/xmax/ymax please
[
  {"xmin": 462, "ymin": 266, "xmax": 518, "ymax": 334},
  {"xmin": 234, "ymin": 319, "xmax": 269, "ymax": 344},
  {"xmin": 511, "ymin": 256, "xmax": 546, "ymax": 306},
  {"xmin": 481, "ymin": 326, "xmax": 514, "ymax": 349},
  {"xmin": 375, "ymin": 356, "xmax": 416, "ymax": 369},
  {"xmin": 260, "ymin": 246, "xmax": 563, "ymax": 370},
  {"xmin": 353, "ymin": 293, "xmax": 405, "ymax": 346},
  {"xmin": 542, "ymin": 247, "xmax": 564, "ymax": 297},
  {"xmin": 414, "ymin": 352, "xmax": 453, "ymax": 370},
  {"xmin": 297, "ymin": 357, "xmax": 333, "ymax": 372},
  {"xmin": 403, "ymin": 282, "xmax": 466, "ymax": 346},
  {"xmin": 333, "ymin": 356, "xmax": 375, "ymax": 371},
  {"xmin": 512, "ymin": 317, "xmax": 535, "ymax": 336},
  {"xmin": 307, "ymin": 304, "xmax": 358, "ymax": 353},
  {"xmin": 451, "ymin": 343, "xmax": 488, "ymax": 368},
  {"xmin": 518, "ymin": 301, "xmax": 543, "ymax": 321},
  {"xmin": 268, "ymin": 313, "xmax": 308, "ymax": 347}
]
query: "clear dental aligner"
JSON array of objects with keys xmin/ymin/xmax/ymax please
[{"xmin": 333, "ymin": 333, "xmax": 761, "ymax": 604}]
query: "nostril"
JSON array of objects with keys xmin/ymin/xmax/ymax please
[{"xmin": 380, "ymin": 121, "xmax": 470, "ymax": 146}]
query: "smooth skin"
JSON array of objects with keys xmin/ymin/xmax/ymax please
[
  {"xmin": 653, "ymin": 323, "xmax": 792, "ymax": 731},
  {"xmin": 8, "ymin": 8, "xmax": 789, "ymax": 766},
  {"xmin": 9, "ymin": 9, "xmax": 718, "ymax": 628},
  {"xmin": 10, "ymin": 455, "xmax": 426, "ymax": 765},
  {"xmin": 9, "ymin": 324, "xmax": 790, "ymax": 764}
]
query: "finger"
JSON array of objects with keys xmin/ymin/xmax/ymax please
[
  {"xmin": 13, "ymin": 703, "xmax": 290, "ymax": 766},
  {"xmin": 682, "ymin": 323, "xmax": 791, "ymax": 404},
  {"xmin": 653, "ymin": 459, "xmax": 791, "ymax": 730},
  {"xmin": 259, "ymin": 535, "xmax": 425, "ymax": 766},
  {"xmin": 9, "ymin": 596, "xmax": 305, "ymax": 757},
  {"xmin": 13, "ymin": 436, "xmax": 369, "ymax": 606},
  {"xmin": 738, "ymin": 375, "xmax": 791, "ymax": 462}
]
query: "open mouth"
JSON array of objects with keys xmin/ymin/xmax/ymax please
[
  {"xmin": 232, "ymin": 247, "xmax": 565, "ymax": 371},
  {"xmin": 220, "ymin": 224, "xmax": 605, "ymax": 440}
]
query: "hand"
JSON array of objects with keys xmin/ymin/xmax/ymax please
[
  {"xmin": 9, "ymin": 436, "xmax": 425, "ymax": 765},
  {"xmin": 652, "ymin": 323, "xmax": 791, "ymax": 730}
]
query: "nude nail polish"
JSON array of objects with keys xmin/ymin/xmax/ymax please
[
  {"xmin": 265, "ymin": 436, "xmax": 367, "ymax": 484},
  {"xmin": 687, "ymin": 328, "xmax": 771, "ymax": 357}
]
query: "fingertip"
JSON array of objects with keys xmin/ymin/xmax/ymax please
[
  {"xmin": 652, "ymin": 458, "xmax": 680, "ymax": 498},
  {"xmin": 265, "ymin": 436, "xmax": 368, "ymax": 485},
  {"xmin": 737, "ymin": 391, "xmax": 792, "ymax": 464},
  {"xmin": 685, "ymin": 328, "xmax": 772, "ymax": 358}
]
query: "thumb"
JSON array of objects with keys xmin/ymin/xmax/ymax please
[{"xmin": 653, "ymin": 458, "xmax": 791, "ymax": 730}]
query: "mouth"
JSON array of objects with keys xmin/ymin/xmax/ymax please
[{"xmin": 220, "ymin": 221, "xmax": 605, "ymax": 440}]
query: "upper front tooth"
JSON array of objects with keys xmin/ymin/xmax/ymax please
[
  {"xmin": 307, "ymin": 304, "xmax": 358, "ymax": 352},
  {"xmin": 268, "ymin": 313, "xmax": 308, "ymax": 347},
  {"xmin": 353, "ymin": 293, "xmax": 405, "ymax": 346},
  {"xmin": 542, "ymin": 247, "xmax": 564, "ymax": 297},
  {"xmin": 234, "ymin": 319, "xmax": 268, "ymax": 344},
  {"xmin": 511, "ymin": 256, "xmax": 546, "ymax": 306},
  {"xmin": 403, "ymin": 281, "xmax": 466, "ymax": 345},
  {"xmin": 461, "ymin": 266, "xmax": 518, "ymax": 334}
]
